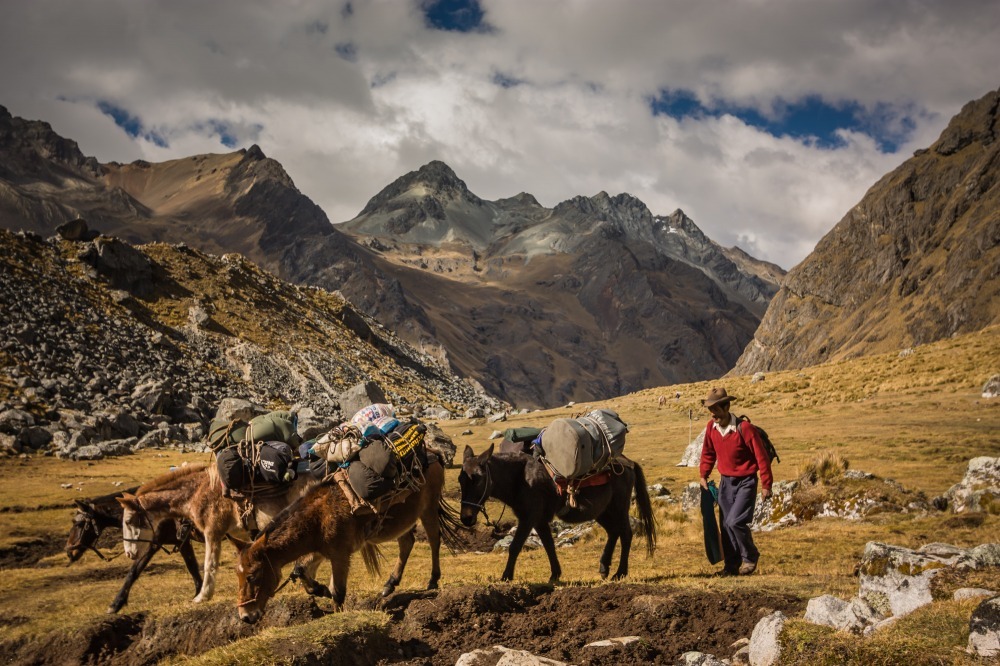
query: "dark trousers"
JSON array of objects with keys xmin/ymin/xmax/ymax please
[{"xmin": 719, "ymin": 474, "xmax": 759, "ymax": 570}]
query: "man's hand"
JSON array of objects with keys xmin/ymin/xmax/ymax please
[
  {"xmin": 762, "ymin": 488, "xmax": 773, "ymax": 500},
  {"xmin": 699, "ymin": 477, "xmax": 709, "ymax": 491}
]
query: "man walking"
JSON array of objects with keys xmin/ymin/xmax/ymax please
[{"xmin": 699, "ymin": 387, "xmax": 772, "ymax": 576}]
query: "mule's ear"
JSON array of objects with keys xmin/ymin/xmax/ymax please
[
  {"xmin": 227, "ymin": 534, "xmax": 251, "ymax": 552},
  {"xmin": 116, "ymin": 493, "xmax": 139, "ymax": 509},
  {"xmin": 463, "ymin": 445, "xmax": 475, "ymax": 462},
  {"xmin": 73, "ymin": 499, "xmax": 92, "ymax": 513},
  {"xmin": 484, "ymin": 443, "xmax": 494, "ymax": 458}
]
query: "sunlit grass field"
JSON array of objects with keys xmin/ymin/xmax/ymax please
[{"xmin": 2, "ymin": 325, "xmax": 999, "ymax": 664}]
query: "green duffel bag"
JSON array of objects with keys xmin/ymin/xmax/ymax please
[
  {"xmin": 247, "ymin": 410, "xmax": 301, "ymax": 448},
  {"xmin": 208, "ymin": 418, "xmax": 248, "ymax": 452}
]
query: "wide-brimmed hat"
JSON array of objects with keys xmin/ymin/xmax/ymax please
[{"xmin": 702, "ymin": 387, "xmax": 736, "ymax": 407}]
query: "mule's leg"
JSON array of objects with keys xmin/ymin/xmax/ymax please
[
  {"xmin": 381, "ymin": 527, "xmax": 415, "ymax": 597},
  {"xmin": 193, "ymin": 536, "xmax": 222, "ymax": 603},
  {"xmin": 597, "ymin": 512, "xmax": 632, "ymax": 580},
  {"xmin": 329, "ymin": 550, "xmax": 351, "ymax": 611},
  {"xmin": 292, "ymin": 553, "xmax": 332, "ymax": 598},
  {"xmin": 178, "ymin": 538, "xmax": 204, "ymax": 594},
  {"xmin": 501, "ymin": 520, "xmax": 538, "ymax": 581},
  {"xmin": 421, "ymin": 507, "xmax": 443, "ymax": 590},
  {"xmin": 595, "ymin": 514, "xmax": 620, "ymax": 579},
  {"xmin": 107, "ymin": 543, "xmax": 160, "ymax": 614},
  {"xmin": 535, "ymin": 521, "xmax": 562, "ymax": 584}
]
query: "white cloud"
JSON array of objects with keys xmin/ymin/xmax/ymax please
[{"xmin": 1, "ymin": 0, "xmax": 998, "ymax": 268}]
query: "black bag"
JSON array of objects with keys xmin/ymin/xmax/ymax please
[
  {"xmin": 252, "ymin": 441, "xmax": 294, "ymax": 484},
  {"xmin": 216, "ymin": 447, "xmax": 249, "ymax": 490},
  {"xmin": 348, "ymin": 459, "xmax": 397, "ymax": 501},
  {"xmin": 736, "ymin": 416, "xmax": 780, "ymax": 464}
]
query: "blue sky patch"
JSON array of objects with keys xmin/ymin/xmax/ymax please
[
  {"xmin": 205, "ymin": 120, "xmax": 238, "ymax": 148},
  {"xmin": 492, "ymin": 71, "xmax": 523, "ymax": 88},
  {"xmin": 422, "ymin": 0, "xmax": 490, "ymax": 33},
  {"xmin": 650, "ymin": 89, "xmax": 917, "ymax": 152},
  {"xmin": 335, "ymin": 42, "xmax": 357, "ymax": 62},
  {"xmin": 97, "ymin": 101, "xmax": 168, "ymax": 147}
]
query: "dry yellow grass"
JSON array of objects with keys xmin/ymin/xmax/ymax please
[{"xmin": 1, "ymin": 325, "xmax": 998, "ymax": 663}]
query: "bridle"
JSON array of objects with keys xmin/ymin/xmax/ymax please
[
  {"xmin": 236, "ymin": 546, "xmax": 295, "ymax": 609},
  {"xmin": 67, "ymin": 512, "xmax": 121, "ymax": 562},
  {"xmin": 460, "ymin": 462, "xmax": 505, "ymax": 530}
]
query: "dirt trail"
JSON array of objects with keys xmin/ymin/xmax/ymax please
[{"xmin": 3, "ymin": 582, "xmax": 804, "ymax": 665}]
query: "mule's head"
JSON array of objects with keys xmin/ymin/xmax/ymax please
[
  {"xmin": 458, "ymin": 444, "xmax": 494, "ymax": 527},
  {"xmin": 116, "ymin": 493, "xmax": 153, "ymax": 560},
  {"xmin": 231, "ymin": 534, "xmax": 279, "ymax": 625},
  {"xmin": 65, "ymin": 500, "xmax": 101, "ymax": 562}
]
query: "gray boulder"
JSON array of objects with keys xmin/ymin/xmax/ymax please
[
  {"xmin": 677, "ymin": 651, "xmax": 726, "ymax": 665},
  {"xmin": 678, "ymin": 430, "xmax": 704, "ymax": 467},
  {"xmin": 748, "ymin": 610, "xmax": 785, "ymax": 666},
  {"xmin": 214, "ymin": 397, "xmax": 262, "ymax": 423},
  {"xmin": 423, "ymin": 421, "xmax": 457, "ymax": 466},
  {"xmin": 71, "ymin": 445, "xmax": 105, "ymax": 461},
  {"xmin": 56, "ymin": 218, "xmax": 98, "ymax": 241},
  {"xmin": 79, "ymin": 236, "xmax": 154, "ymax": 296},
  {"xmin": 968, "ymin": 596, "xmax": 1000, "ymax": 658},
  {"xmin": 942, "ymin": 457, "xmax": 1000, "ymax": 513},
  {"xmin": 0, "ymin": 408, "xmax": 34, "ymax": 434},
  {"xmin": 857, "ymin": 542, "xmax": 999, "ymax": 618},
  {"xmin": 983, "ymin": 374, "xmax": 1000, "ymax": 399},
  {"xmin": 456, "ymin": 645, "xmax": 569, "ymax": 665},
  {"xmin": 337, "ymin": 381, "xmax": 386, "ymax": 421},
  {"xmin": 804, "ymin": 594, "xmax": 884, "ymax": 633}
]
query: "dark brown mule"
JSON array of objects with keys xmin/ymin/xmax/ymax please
[
  {"xmin": 232, "ymin": 454, "xmax": 463, "ymax": 624},
  {"xmin": 67, "ymin": 487, "xmax": 203, "ymax": 614},
  {"xmin": 118, "ymin": 464, "xmax": 322, "ymax": 604},
  {"xmin": 459, "ymin": 444, "xmax": 656, "ymax": 582}
]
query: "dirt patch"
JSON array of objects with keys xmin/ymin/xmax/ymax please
[
  {"xmin": 0, "ymin": 534, "xmax": 64, "ymax": 568},
  {"xmin": 374, "ymin": 583, "xmax": 804, "ymax": 665}
]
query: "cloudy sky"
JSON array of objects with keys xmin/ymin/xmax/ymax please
[{"xmin": 2, "ymin": 0, "xmax": 998, "ymax": 268}]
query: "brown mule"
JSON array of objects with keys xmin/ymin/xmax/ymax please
[
  {"xmin": 117, "ymin": 464, "xmax": 321, "ymax": 604},
  {"xmin": 232, "ymin": 455, "xmax": 463, "ymax": 624}
]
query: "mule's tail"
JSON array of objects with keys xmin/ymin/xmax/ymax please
[
  {"xmin": 360, "ymin": 543, "xmax": 384, "ymax": 577},
  {"xmin": 436, "ymin": 496, "xmax": 466, "ymax": 553},
  {"xmin": 632, "ymin": 462, "xmax": 657, "ymax": 556}
]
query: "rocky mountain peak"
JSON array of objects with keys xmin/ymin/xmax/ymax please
[
  {"xmin": 932, "ymin": 89, "xmax": 998, "ymax": 157},
  {"xmin": 0, "ymin": 107, "xmax": 101, "ymax": 181},
  {"xmin": 357, "ymin": 160, "xmax": 482, "ymax": 217}
]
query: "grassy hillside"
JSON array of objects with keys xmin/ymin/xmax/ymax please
[{"xmin": 1, "ymin": 326, "xmax": 998, "ymax": 664}]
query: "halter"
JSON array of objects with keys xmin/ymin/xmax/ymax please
[
  {"xmin": 460, "ymin": 462, "xmax": 506, "ymax": 530},
  {"xmin": 66, "ymin": 513, "xmax": 122, "ymax": 562},
  {"xmin": 237, "ymin": 547, "xmax": 294, "ymax": 608}
]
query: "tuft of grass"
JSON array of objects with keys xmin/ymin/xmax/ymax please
[
  {"xmin": 800, "ymin": 451, "xmax": 850, "ymax": 485},
  {"xmin": 166, "ymin": 612, "xmax": 390, "ymax": 666}
]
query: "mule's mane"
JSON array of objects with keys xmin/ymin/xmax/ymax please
[{"xmin": 136, "ymin": 464, "xmax": 207, "ymax": 495}]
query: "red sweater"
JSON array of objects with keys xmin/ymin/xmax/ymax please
[{"xmin": 699, "ymin": 418, "xmax": 773, "ymax": 491}]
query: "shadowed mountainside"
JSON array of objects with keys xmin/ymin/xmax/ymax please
[{"xmin": 733, "ymin": 86, "xmax": 1000, "ymax": 374}]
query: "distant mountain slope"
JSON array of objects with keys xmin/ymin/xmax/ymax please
[
  {"xmin": 0, "ymin": 106, "xmax": 783, "ymax": 407},
  {"xmin": 732, "ymin": 87, "xmax": 1000, "ymax": 374},
  {"xmin": 340, "ymin": 163, "xmax": 783, "ymax": 406}
]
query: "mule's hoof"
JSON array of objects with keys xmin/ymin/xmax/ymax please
[
  {"xmin": 381, "ymin": 585, "xmax": 395, "ymax": 598},
  {"xmin": 106, "ymin": 605, "xmax": 122, "ymax": 615},
  {"xmin": 426, "ymin": 581, "xmax": 439, "ymax": 590}
]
